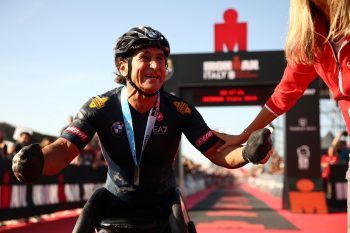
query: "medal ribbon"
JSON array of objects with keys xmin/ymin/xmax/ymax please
[{"xmin": 121, "ymin": 87, "xmax": 160, "ymax": 184}]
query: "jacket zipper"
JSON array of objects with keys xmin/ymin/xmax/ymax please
[
  {"xmin": 316, "ymin": 32, "xmax": 349, "ymax": 95},
  {"xmin": 336, "ymin": 40, "xmax": 349, "ymax": 95}
]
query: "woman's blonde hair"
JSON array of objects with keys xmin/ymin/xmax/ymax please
[{"xmin": 285, "ymin": 0, "xmax": 350, "ymax": 64}]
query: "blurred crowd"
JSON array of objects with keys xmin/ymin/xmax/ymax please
[
  {"xmin": 0, "ymin": 129, "xmax": 107, "ymax": 170},
  {"xmin": 182, "ymin": 157, "xmax": 236, "ymax": 195},
  {"xmin": 320, "ymin": 130, "xmax": 349, "ymax": 198},
  {"xmin": 0, "ymin": 129, "xmax": 35, "ymax": 160}
]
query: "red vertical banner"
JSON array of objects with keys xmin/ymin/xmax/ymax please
[
  {"xmin": 1, "ymin": 171, "xmax": 12, "ymax": 208},
  {"xmin": 58, "ymin": 174, "xmax": 67, "ymax": 203}
]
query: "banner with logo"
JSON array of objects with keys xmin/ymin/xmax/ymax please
[
  {"xmin": 285, "ymin": 81, "xmax": 320, "ymax": 177},
  {"xmin": 283, "ymin": 80, "xmax": 327, "ymax": 213},
  {"xmin": 166, "ymin": 51, "xmax": 286, "ymax": 97}
]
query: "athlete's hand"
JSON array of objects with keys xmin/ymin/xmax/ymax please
[
  {"xmin": 212, "ymin": 130, "xmax": 248, "ymax": 152},
  {"xmin": 12, "ymin": 143, "xmax": 44, "ymax": 183},
  {"xmin": 242, "ymin": 128, "xmax": 272, "ymax": 164}
]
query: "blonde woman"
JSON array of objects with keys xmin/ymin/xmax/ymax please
[
  {"xmin": 216, "ymin": 0, "xmax": 350, "ymax": 149},
  {"xmin": 215, "ymin": 0, "xmax": 350, "ymax": 230},
  {"xmin": 218, "ymin": 0, "xmax": 350, "ymax": 146}
]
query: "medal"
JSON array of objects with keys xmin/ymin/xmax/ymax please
[{"xmin": 134, "ymin": 166, "xmax": 140, "ymax": 186}]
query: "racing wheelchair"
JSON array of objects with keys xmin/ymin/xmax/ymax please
[{"xmin": 95, "ymin": 189, "xmax": 197, "ymax": 233}]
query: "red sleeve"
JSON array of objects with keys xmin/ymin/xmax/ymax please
[{"xmin": 265, "ymin": 62, "xmax": 317, "ymax": 116}]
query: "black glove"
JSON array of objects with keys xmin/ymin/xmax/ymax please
[
  {"xmin": 12, "ymin": 143, "xmax": 44, "ymax": 183},
  {"xmin": 242, "ymin": 128, "xmax": 272, "ymax": 164}
]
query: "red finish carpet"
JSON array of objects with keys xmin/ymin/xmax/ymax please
[
  {"xmin": 189, "ymin": 183, "xmax": 346, "ymax": 233},
  {"xmin": 0, "ymin": 182, "xmax": 346, "ymax": 233}
]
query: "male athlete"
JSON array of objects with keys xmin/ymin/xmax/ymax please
[{"xmin": 12, "ymin": 26, "xmax": 272, "ymax": 233}]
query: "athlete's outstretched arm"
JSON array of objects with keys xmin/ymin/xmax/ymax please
[
  {"xmin": 204, "ymin": 128, "xmax": 272, "ymax": 169},
  {"xmin": 215, "ymin": 106, "xmax": 276, "ymax": 152},
  {"xmin": 12, "ymin": 137, "xmax": 80, "ymax": 183},
  {"xmin": 204, "ymin": 142, "xmax": 247, "ymax": 169},
  {"xmin": 42, "ymin": 138, "xmax": 80, "ymax": 175}
]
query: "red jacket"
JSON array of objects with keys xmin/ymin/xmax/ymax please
[{"xmin": 265, "ymin": 13, "xmax": 350, "ymax": 116}]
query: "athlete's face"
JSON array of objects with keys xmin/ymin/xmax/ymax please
[{"xmin": 121, "ymin": 47, "xmax": 166, "ymax": 94}]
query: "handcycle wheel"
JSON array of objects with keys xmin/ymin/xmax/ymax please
[
  {"xmin": 97, "ymin": 217, "xmax": 158, "ymax": 233},
  {"xmin": 187, "ymin": 221, "xmax": 197, "ymax": 233},
  {"xmin": 179, "ymin": 192, "xmax": 197, "ymax": 233}
]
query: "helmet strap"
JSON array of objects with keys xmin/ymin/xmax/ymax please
[{"xmin": 125, "ymin": 58, "xmax": 159, "ymax": 98}]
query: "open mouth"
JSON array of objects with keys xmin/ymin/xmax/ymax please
[{"xmin": 144, "ymin": 75, "xmax": 159, "ymax": 79}]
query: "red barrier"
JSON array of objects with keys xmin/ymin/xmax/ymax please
[{"xmin": 0, "ymin": 159, "xmax": 107, "ymax": 221}]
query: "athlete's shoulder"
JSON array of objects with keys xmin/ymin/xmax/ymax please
[
  {"xmin": 98, "ymin": 86, "xmax": 122, "ymax": 100},
  {"xmin": 87, "ymin": 87, "xmax": 122, "ymax": 109},
  {"xmin": 161, "ymin": 91, "xmax": 179, "ymax": 101},
  {"xmin": 79, "ymin": 87, "xmax": 119, "ymax": 114},
  {"xmin": 161, "ymin": 91, "xmax": 194, "ymax": 116}
]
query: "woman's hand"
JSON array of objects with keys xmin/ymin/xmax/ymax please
[{"xmin": 212, "ymin": 130, "xmax": 249, "ymax": 152}]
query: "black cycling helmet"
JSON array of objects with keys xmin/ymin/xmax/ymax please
[
  {"xmin": 114, "ymin": 26, "xmax": 170, "ymax": 60},
  {"xmin": 114, "ymin": 26, "xmax": 170, "ymax": 97}
]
